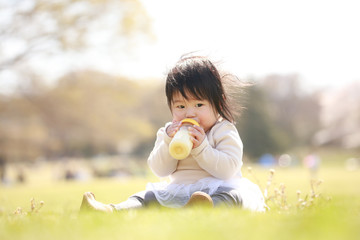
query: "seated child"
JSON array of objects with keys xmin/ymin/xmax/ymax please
[{"xmin": 80, "ymin": 55, "xmax": 266, "ymax": 212}]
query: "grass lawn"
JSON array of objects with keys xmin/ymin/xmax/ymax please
[{"xmin": 1, "ymin": 162, "xmax": 359, "ymax": 240}]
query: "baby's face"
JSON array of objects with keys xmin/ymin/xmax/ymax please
[{"xmin": 170, "ymin": 92, "xmax": 218, "ymax": 133}]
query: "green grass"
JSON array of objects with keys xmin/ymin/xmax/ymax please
[{"xmin": 1, "ymin": 165, "xmax": 360, "ymax": 240}]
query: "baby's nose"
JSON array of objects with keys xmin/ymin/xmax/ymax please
[{"xmin": 185, "ymin": 108, "xmax": 196, "ymax": 118}]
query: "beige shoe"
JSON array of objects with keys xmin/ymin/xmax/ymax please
[
  {"xmin": 80, "ymin": 192, "xmax": 113, "ymax": 213},
  {"xmin": 185, "ymin": 191, "xmax": 214, "ymax": 208}
]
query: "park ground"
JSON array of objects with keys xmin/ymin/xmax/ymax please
[{"xmin": 0, "ymin": 150, "xmax": 359, "ymax": 240}]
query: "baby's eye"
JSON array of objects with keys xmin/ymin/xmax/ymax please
[
  {"xmin": 196, "ymin": 103, "xmax": 204, "ymax": 107},
  {"xmin": 177, "ymin": 105, "xmax": 185, "ymax": 109}
]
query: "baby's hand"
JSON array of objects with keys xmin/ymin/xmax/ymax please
[
  {"xmin": 188, "ymin": 125, "xmax": 205, "ymax": 148},
  {"xmin": 166, "ymin": 121, "xmax": 181, "ymax": 138}
]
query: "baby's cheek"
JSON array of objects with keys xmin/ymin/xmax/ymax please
[{"xmin": 171, "ymin": 112, "xmax": 183, "ymax": 122}]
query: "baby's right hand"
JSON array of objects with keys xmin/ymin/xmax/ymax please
[{"xmin": 166, "ymin": 120, "xmax": 181, "ymax": 138}]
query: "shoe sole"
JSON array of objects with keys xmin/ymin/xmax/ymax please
[{"xmin": 185, "ymin": 191, "xmax": 214, "ymax": 208}]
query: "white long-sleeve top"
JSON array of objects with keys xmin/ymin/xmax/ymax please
[{"xmin": 147, "ymin": 120, "xmax": 243, "ymax": 184}]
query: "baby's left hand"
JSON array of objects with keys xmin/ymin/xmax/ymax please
[{"xmin": 188, "ymin": 125, "xmax": 205, "ymax": 148}]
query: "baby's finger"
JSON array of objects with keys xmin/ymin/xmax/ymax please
[
  {"xmin": 192, "ymin": 125, "xmax": 205, "ymax": 135},
  {"xmin": 174, "ymin": 121, "xmax": 182, "ymax": 129},
  {"xmin": 168, "ymin": 130, "xmax": 176, "ymax": 138},
  {"xmin": 167, "ymin": 123, "xmax": 180, "ymax": 137},
  {"xmin": 189, "ymin": 126, "xmax": 204, "ymax": 139},
  {"xmin": 188, "ymin": 127, "xmax": 201, "ymax": 140},
  {"xmin": 190, "ymin": 136, "xmax": 199, "ymax": 145}
]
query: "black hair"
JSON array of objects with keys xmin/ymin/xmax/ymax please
[{"xmin": 165, "ymin": 55, "xmax": 241, "ymax": 123}]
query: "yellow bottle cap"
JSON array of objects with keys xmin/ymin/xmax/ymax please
[{"xmin": 181, "ymin": 118, "xmax": 200, "ymax": 126}]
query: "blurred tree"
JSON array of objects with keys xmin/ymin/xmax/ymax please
[
  {"xmin": 0, "ymin": 70, "xmax": 158, "ymax": 161},
  {"xmin": 23, "ymin": 71, "xmax": 156, "ymax": 159},
  {"xmin": 238, "ymin": 74, "xmax": 321, "ymax": 161},
  {"xmin": 237, "ymin": 84, "xmax": 287, "ymax": 159},
  {"xmin": 261, "ymin": 74, "xmax": 321, "ymax": 147},
  {"xmin": 0, "ymin": 85, "xmax": 47, "ymax": 162},
  {"xmin": 0, "ymin": 0, "xmax": 155, "ymax": 161},
  {"xmin": 141, "ymin": 81, "xmax": 171, "ymax": 126},
  {"xmin": 0, "ymin": 0, "xmax": 153, "ymax": 72},
  {"xmin": 132, "ymin": 81, "xmax": 171, "ymax": 157},
  {"xmin": 314, "ymin": 81, "xmax": 360, "ymax": 149}
]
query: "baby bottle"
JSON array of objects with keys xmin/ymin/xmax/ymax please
[{"xmin": 169, "ymin": 118, "xmax": 200, "ymax": 160}]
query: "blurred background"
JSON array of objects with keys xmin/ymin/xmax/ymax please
[{"xmin": 1, "ymin": 0, "xmax": 359, "ymax": 184}]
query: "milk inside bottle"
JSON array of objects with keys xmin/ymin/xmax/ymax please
[{"xmin": 169, "ymin": 118, "xmax": 200, "ymax": 160}]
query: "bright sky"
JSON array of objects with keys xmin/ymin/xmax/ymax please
[
  {"xmin": 1, "ymin": 0, "xmax": 359, "ymax": 94},
  {"xmin": 136, "ymin": 0, "xmax": 360, "ymax": 91}
]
